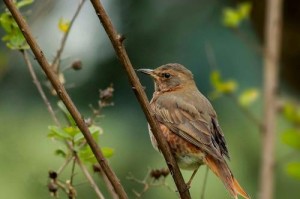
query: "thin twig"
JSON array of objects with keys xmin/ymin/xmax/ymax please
[
  {"xmin": 21, "ymin": 50, "xmax": 61, "ymax": 127},
  {"xmin": 96, "ymin": 166, "xmax": 119, "ymax": 199},
  {"xmin": 200, "ymin": 166, "xmax": 209, "ymax": 199},
  {"xmin": 52, "ymin": 0, "xmax": 86, "ymax": 72},
  {"xmin": 89, "ymin": 1, "xmax": 190, "ymax": 198},
  {"xmin": 70, "ymin": 156, "xmax": 76, "ymax": 185},
  {"xmin": 259, "ymin": 0, "xmax": 283, "ymax": 199},
  {"xmin": 3, "ymin": 1, "xmax": 127, "ymax": 198},
  {"xmin": 127, "ymin": 169, "xmax": 174, "ymax": 198},
  {"xmin": 57, "ymin": 155, "xmax": 73, "ymax": 175},
  {"xmin": 75, "ymin": 155, "xmax": 105, "ymax": 199},
  {"xmin": 205, "ymin": 42, "xmax": 217, "ymax": 71}
]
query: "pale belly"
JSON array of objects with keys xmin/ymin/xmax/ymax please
[{"xmin": 176, "ymin": 153, "xmax": 204, "ymax": 170}]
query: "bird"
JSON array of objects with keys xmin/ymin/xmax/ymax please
[{"xmin": 138, "ymin": 63, "xmax": 250, "ymax": 199}]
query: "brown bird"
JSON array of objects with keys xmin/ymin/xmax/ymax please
[{"xmin": 138, "ymin": 63, "xmax": 250, "ymax": 199}]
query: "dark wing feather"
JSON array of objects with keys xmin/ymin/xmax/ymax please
[
  {"xmin": 211, "ymin": 117, "xmax": 230, "ymax": 159},
  {"xmin": 151, "ymin": 90, "xmax": 229, "ymax": 160}
]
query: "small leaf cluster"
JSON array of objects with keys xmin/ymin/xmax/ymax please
[
  {"xmin": 280, "ymin": 101, "xmax": 300, "ymax": 180},
  {"xmin": 210, "ymin": 70, "xmax": 259, "ymax": 107},
  {"xmin": 0, "ymin": 0, "xmax": 34, "ymax": 50},
  {"xmin": 46, "ymin": 85, "xmax": 115, "ymax": 197},
  {"xmin": 48, "ymin": 101, "xmax": 114, "ymax": 164},
  {"xmin": 210, "ymin": 70, "xmax": 238, "ymax": 96},
  {"xmin": 222, "ymin": 2, "xmax": 252, "ymax": 28}
]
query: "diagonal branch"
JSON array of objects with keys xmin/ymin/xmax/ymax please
[
  {"xmin": 52, "ymin": 0, "xmax": 86, "ymax": 72},
  {"xmin": 21, "ymin": 50, "xmax": 61, "ymax": 127},
  {"xmin": 89, "ymin": 0, "xmax": 191, "ymax": 198},
  {"xmin": 3, "ymin": 1, "xmax": 127, "ymax": 198},
  {"xmin": 75, "ymin": 154, "xmax": 105, "ymax": 199}
]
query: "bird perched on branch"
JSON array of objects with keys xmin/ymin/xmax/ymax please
[{"xmin": 138, "ymin": 63, "xmax": 250, "ymax": 199}]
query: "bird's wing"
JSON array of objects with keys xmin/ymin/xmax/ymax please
[{"xmin": 152, "ymin": 92, "xmax": 229, "ymax": 160}]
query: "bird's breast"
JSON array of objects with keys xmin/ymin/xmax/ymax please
[{"xmin": 148, "ymin": 123, "xmax": 205, "ymax": 170}]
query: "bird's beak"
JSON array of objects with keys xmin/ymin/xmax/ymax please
[{"xmin": 137, "ymin": 68, "xmax": 155, "ymax": 76}]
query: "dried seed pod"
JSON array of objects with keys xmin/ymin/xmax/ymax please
[
  {"xmin": 49, "ymin": 170, "xmax": 58, "ymax": 180},
  {"xmin": 71, "ymin": 60, "xmax": 82, "ymax": 70}
]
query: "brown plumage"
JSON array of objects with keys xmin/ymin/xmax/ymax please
[{"xmin": 138, "ymin": 63, "xmax": 250, "ymax": 199}]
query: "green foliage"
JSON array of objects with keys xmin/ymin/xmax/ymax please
[
  {"xmin": 16, "ymin": 0, "xmax": 34, "ymax": 9},
  {"xmin": 222, "ymin": 2, "xmax": 252, "ymax": 28},
  {"xmin": 238, "ymin": 88, "xmax": 260, "ymax": 107},
  {"xmin": 79, "ymin": 146, "xmax": 114, "ymax": 163},
  {"xmin": 54, "ymin": 148, "xmax": 67, "ymax": 158},
  {"xmin": 48, "ymin": 101, "xmax": 113, "ymax": 163},
  {"xmin": 57, "ymin": 101, "xmax": 76, "ymax": 126},
  {"xmin": 0, "ymin": 0, "xmax": 34, "ymax": 50},
  {"xmin": 210, "ymin": 70, "xmax": 260, "ymax": 108},
  {"xmin": 210, "ymin": 70, "xmax": 238, "ymax": 98},
  {"xmin": 281, "ymin": 129, "xmax": 300, "ymax": 150},
  {"xmin": 280, "ymin": 101, "xmax": 300, "ymax": 180},
  {"xmin": 285, "ymin": 162, "xmax": 300, "ymax": 180},
  {"xmin": 282, "ymin": 102, "xmax": 300, "ymax": 124}
]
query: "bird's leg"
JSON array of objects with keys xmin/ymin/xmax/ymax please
[{"xmin": 186, "ymin": 167, "xmax": 199, "ymax": 188}]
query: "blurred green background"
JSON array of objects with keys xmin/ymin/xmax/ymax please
[{"xmin": 0, "ymin": 0, "xmax": 299, "ymax": 198}]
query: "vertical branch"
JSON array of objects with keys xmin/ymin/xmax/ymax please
[
  {"xmin": 259, "ymin": 0, "xmax": 283, "ymax": 199},
  {"xmin": 3, "ymin": 1, "xmax": 128, "ymax": 198},
  {"xmin": 89, "ymin": 0, "xmax": 191, "ymax": 198}
]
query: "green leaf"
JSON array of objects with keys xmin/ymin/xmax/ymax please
[
  {"xmin": 79, "ymin": 146, "xmax": 96, "ymax": 163},
  {"xmin": 285, "ymin": 162, "xmax": 300, "ymax": 180},
  {"xmin": 0, "ymin": 13, "xmax": 13, "ymax": 33},
  {"xmin": 74, "ymin": 125, "xmax": 103, "ymax": 144},
  {"xmin": 238, "ymin": 2, "xmax": 252, "ymax": 19},
  {"xmin": 222, "ymin": 8, "xmax": 241, "ymax": 28},
  {"xmin": 282, "ymin": 102, "xmax": 300, "ymax": 124},
  {"xmin": 63, "ymin": 126, "xmax": 81, "ymax": 137},
  {"xmin": 102, "ymin": 147, "xmax": 114, "ymax": 158},
  {"xmin": 222, "ymin": 2, "xmax": 252, "ymax": 28},
  {"xmin": 55, "ymin": 149, "xmax": 67, "ymax": 158},
  {"xmin": 16, "ymin": 0, "xmax": 34, "ymax": 9},
  {"xmin": 89, "ymin": 125, "xmax": 103, "ymax": 136},
  {"xmin": 79, "ymin": 146, "xmax": 114, "ymax": 164},
  {"xmin": 0, "ymin": 3, "xmax": 32, "ymax": 50},
  {"xmin": 238, "ymin": 88, "xmax": 259, "ymax": 106},
  {"xmin": 218, "ymin": 80, "xmax": 237, "ymax": 93},
  {"xmin": 4, "ymin": 30, "xmax": 29, "ymax": 50},
  {"xmin": 48, "ymin": 125, "xmax": 72, "ymax": 140},
  {"xmin": 281, "ymin": 129, "xmax": 300, "ymax": 150},
  {"xmin": 210, "ymin": 70, "xmax": 221, "ymax": 88},
  {"xmin": 210, "ymin": 70, "xmax": 237, "ymax": 95},
  {"xmin": 57, "ymin": 101, "xmax": 76, "ymax": 126}
]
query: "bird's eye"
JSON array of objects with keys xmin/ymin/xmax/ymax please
[{"xmin": 163, "ymin": 73, "xmax": 171, "ymax": 78}]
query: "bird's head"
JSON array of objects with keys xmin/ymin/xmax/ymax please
[{"xmin": 138, "ymin": 63, "xmax": 195, "ymax": 92}]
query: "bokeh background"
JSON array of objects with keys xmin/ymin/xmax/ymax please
[{"xmin": 0, "ymin": 0, "xmax": 299, "ymax": 198}]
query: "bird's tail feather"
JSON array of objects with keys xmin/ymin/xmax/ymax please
[{"xmin": 205, "ymin": 155, "xmax": 250, "ymax": 199}]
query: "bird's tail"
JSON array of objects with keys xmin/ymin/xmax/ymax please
[{"xmin": 205, "ymin": 155, "xmax": 250, "ymax": 199}]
